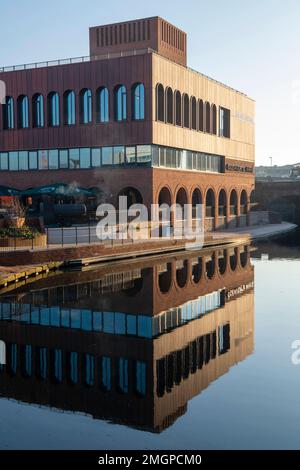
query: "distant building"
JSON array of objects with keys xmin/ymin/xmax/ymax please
[{"xmin": 0, "ymin": 17, "xmax": 255, "ymax": 230}]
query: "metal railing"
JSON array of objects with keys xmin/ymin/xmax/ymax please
[{"xmin": 0, "ymin": 49, "xmax": 153, "ymax": 73}]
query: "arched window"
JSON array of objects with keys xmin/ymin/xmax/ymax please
[
  {"xmin": 192, "ymin": 188, "xmax": 202, "ymax": 219},
  {"xmin": 218, "ymin": 189, "xmax": 227, "ymax": 216},
  {"xmin": 114, "ymin": 85, "xmax": 127, "ymax": 121},
  {"xmin": 17, "ymin": 95, "xmax": 29, "ymax": 129},
  {"xmin": 96, "ymin": 87, "xmax": 109, "ymax": 123},
  {"xmin": 48, "ymin": 92, "xmax": 60, "ymax": 127},
  {"xmin": 166, "ymin": 87, "xmax": 173, "ymax": 124},
  {"xmin": 205, "ymin": 102, "xmax": 211, "ymax": 133},
  {"xmin": 132, "ymin": 83, "xmax": 145, "ymax": 120},
  {"xmin": 156, "ymin": 83, "xmax": 164, "ymax": 122},
  {"xmin": 206, "ymin": 188, "xmax": 215, "ymax": 218},
  {"xmin": 80, "ymin": 89, "xmax": 92, "ymax": 124},
  {"xmin": 212, "ymin": 104, "xmax": 217, "ymax": 135},
  {"xmin": 191, "ymin": 97, "xmax": 197, "ymax": 130},
  {"xmin": 63, "ymin": 90, "xmax": 76, "ymax": 125},
  {"xmin": 183, "ymin": 93, "xmax": 189, "ymax": 128},
  {"xmin": 240, "ymin": 190, "xmax": 248, "ymax": 214},
  {"xmin": 175, "ymin": 91, "xmax": 181, "ymax": 126},
  {"xmin": 32, "ymin": 94, "xmax": 44, "ymax": 128},
  {"xmin": 198, "ymin": 99, "xmax": 204, "ymax": 132},
  {"xmin": 3, "ymin": 96, "xmax": 14, "ymax": 129},
  {"xmin": 230, "ymin": 189, "xmax": 238, "ymax": 215}
]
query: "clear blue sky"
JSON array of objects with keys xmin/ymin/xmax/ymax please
[{"xmin": 1, "ymin": 0, "xmax": 300, "ymax": 166}]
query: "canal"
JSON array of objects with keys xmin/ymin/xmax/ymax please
[{"xmin": 0, "ymin": 238, "xmax": 299, "ymax": 450}]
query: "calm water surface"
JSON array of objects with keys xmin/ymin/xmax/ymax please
[{"xmin": 0, "ymin": 241, "xmax": 299, "ymax": 450}]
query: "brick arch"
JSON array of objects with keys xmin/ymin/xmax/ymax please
[{"xmin": 157, "ymin": 185, "xmax": 173, "ymax": 206}]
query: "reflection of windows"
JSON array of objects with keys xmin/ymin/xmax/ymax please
[
  {"xmin": 69, "ymin": 352, "xmax": 78, "ymax": 384},
  {"xmin": 38, "ymin": 347, "xmax": 47, "ymax": 380},
  {"xmin": 113, "ymin": 146, "xmax": 125, "ymax": 165},
  {"xmin": 53, "ymin": 349, "xmax": 62, "ymax": 383},
  {"xmin": 85, "ymin": 354, "xmax": 95, "ymax": 386},
  {"xmin": 118, "ymin": 358, "xmax": 129, "ymax": 393},
  {"xmin": 136, "ymin": 361, "xmax": 147, "ymax": 396},
  {"xmin": 101, "ymin": 356, "xmax": 111, "ymax": 391},
  {"xmin": 138, "ymin": 316, "xmax": 152, "ymax": 338},
  {"xmin": 0, "ymin": 340, "xmax": 5, "ymax": 366},
  {"xmin": 9, "ymin": 343, "xmax": 17, "ymax": 375},
  {"xmin": 22, "ymin": 345, "xmax": 32, "ymax": 377},
  {"xmin": 137, "ymin": 145, "xmax": 151, "ymax": 163},
  {"xmin": 218, "ymin": 324, "xmax": 230, "ymax": 354}
]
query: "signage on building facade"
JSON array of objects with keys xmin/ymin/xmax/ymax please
[{"xmin": 225, "ymin": 163, "xmax": 254, "ymax": 174}]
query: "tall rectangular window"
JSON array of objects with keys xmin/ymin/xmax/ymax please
[
  {"xmin": 80, "ymin": 148, "xmax": 91, "ymax": 168},
  {"xmin": 118, "ymin": 358, "xmax": 129, "ymax": 393},
  {"xmin": 91, "ymin": 148, "xmax": 101, "ymax": 168},
  {"xmin": 220, "ymin": 107, "xmax": 230, "ymax": 138},
  {"xmin": 102, "ymin": 147, "xmax": 113, "ymax": 165},
  {"xmin": 9, "ymin": 152, "xmax": 18, "ymax": 171},
  {"xmin": 69, "ymin": 149, "xmax": 80, "ymax": 169},
  {"xmin": 101, "ymin": 356, "xmax": 111, "ymax": 391},
  {"xmin": 19, "ymin": 151, "xmax": 28, "ymax": 170},
  {"xmin": 59, "ymin": 150, "xmax": 69, "ymax": 169},
  {"xmin": 0, "ymin": 153, "xmax": 9, "ymax": 170},
  {"xmin": 29, "ymin": 152, "xmax": 38, "ymax": 170},
  {"xmin": 126, "ymin": 147, "xmax": 136, "ymax": 164},
  {"xmin": 49, "ymin": 150, "xmax": 59, "ymax": 170},
  {"xmin": 38, "ymin": 150, "xmax": 48, "ymax": 170},
  {"xmin": 113, "ymin": 146, "xmax": 125, "ymax": 165}
]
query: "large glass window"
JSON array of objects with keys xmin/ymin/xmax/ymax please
[
  {"xmin": 0, "ymin": 153, "xmax": 9, "ymax": 170},
  {"xmin": 96, "ymin": 87, "xmax": 109, "ymax": 123},
  {"xmin": 9, "ymin": 152, "xmax": 18, "ymax": 171},
  {"xmin": 59, "ymin": 150, "xmax": 69, "ymax": 169},
  {"xmin": 29, "ymin": 151, "xmax": 38, "ymax": 170},
  {"xmin": 19, "ymin": 151, "xmax": 28, "ymax": 171},
  {"xmin": 64, "ymin": 90, "xmax": 76, "ymax": 125},
  {"xmin": 132, "ymin": 83, "xmax": 145, "ymax": 120},
  {"xmin": 102, "ymin": 147, "xmax": 113, "ymax": 165},
  {"xmin": 91, "ymin": 148, "xmax": 101, "ymax": 167},
  {"xmin": 3, "ymin": 96, "xmax": 14, "ymax": 129},
  {"xmin": 80, "ymin": 148, "xmax": 91, "ymax": 168},
  {"xmin": 80, "ymin": 89, "xmax": 92, "ymax": 124},
  {"xmin": 32, "ymin": 94, "xmax": 44, "ymax": 128},
  {"xmin": 49, "ymin": 150, "xmax": 59, "ymax": 169},
  {"xmin": 48, "ymin": 92, "xmax": 60, "ymax": 127},
  {"xmin": 69, "ymin": 148, "xmax": 80, "ymax": 169},
  {"xmin": 113, "ymin": 146, "xmax": 125, "ymax": 165},
  {"xmin": 114, "ymin": 85, "xmax": 127, "ymax": 121},
  {"xmin": 17, "ymin": 95, "xmax": 29, "ymax": 129},
  {"xmin": 53, "ymin": 349, "xmax": 62, "ymax": 383},
  {"xmin": 38, "ymin": 150, "xmax": 48, "ymax": 170},
  {"xmin": 137, "ymin": 145, "xmax": 151, "ymax": 163},
  {"xmin": 126, "ymin": 147, "xmax": 136, "ymax": 164}
]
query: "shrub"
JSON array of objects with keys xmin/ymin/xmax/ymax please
[{"xmin": 0, "ymin": 226, "xmax": 40, "ymax": 239}]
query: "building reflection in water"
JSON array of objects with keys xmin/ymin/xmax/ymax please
[{"xmin": 0, "ymin": 244, "xmax": 254, "ymax": 433}]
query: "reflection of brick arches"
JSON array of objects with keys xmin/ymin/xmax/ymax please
[{"xmin": 155, "ymin": 245, "xmax": 252, "ymax": 300}]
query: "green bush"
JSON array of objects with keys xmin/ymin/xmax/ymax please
[{"xmin": 0, "ymin": 226, "xmax": 40, "ymax": 239}]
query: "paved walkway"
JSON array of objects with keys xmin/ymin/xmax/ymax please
[{"xmin": 213, "ymin": 222, "xmax": 297, "ymax": 241}]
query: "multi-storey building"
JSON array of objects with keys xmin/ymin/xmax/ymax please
[{"xmin": 0, "ymin": 17, "xmax": 255, "ymax": 229}]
